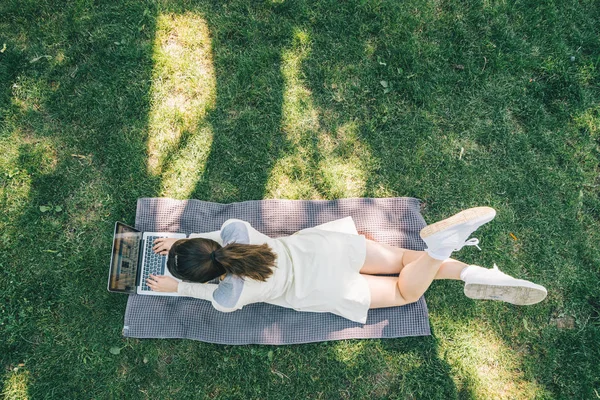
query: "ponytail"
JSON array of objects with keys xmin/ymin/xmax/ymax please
[
  {"xmin": 167, "ymin": 238, "xmax": 277, "ymax": 283},
  {"xmin": 214, "ymin": 243, "xmax": 277, "ymax": 281}
]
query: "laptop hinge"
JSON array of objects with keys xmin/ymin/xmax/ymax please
[{"xmin": 135, "ymin": 237, "xmax": 144, "ymax": 286}]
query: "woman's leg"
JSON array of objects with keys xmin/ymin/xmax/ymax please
[
  {"xmin": 362, "ymin": 252, "xmax": 444, "ymax": 308},
  {"xmin": 402, "ymin": 249, "xmax": 467, "ymax": 280},
  {"xmin": 362, "ymin": 206, "xmax": 497, "ymax": 309},
  {"xmin": 360, "ymin": 239, "xmax": 468, "ymax": 280},
  {"xmin": 360, "ymin": 240, "xmax": 472, "ymax": 308}
]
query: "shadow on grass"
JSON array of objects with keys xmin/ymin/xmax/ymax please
[
  {"xmin": 190, "ymin": 2, "xmax": 291, "ymax": 202},
  {"xmin": 1, "ymin": 0, "xmax": 163, "ymax": 396},
  {"xmin": 377, "ymin": 334, "xmax": 460, "ymax": 398}
]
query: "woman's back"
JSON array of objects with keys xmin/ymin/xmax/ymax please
[{"xmin": 212, "ymin": 220, "xmax": 371, "ymax": 323}]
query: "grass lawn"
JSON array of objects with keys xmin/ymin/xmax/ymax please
[{"xmin": 1, "ymin": 0, "xmax": 599, "ymax": 398}]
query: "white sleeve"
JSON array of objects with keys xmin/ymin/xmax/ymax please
[
  {"xmin": 177, "ymin": 282, "xmax": 218, "ymax": 299},
  {"xmin": 188, "ymin": 230, "xmax": 223, "ymax": 244}
]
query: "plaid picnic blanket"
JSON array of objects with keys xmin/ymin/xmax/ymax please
[{"xmin": 123, "ymin": 197, "xmax": 430, "ymax": 344}]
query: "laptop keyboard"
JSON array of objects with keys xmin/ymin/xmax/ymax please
[{"xmin": 140, "ymin": 235, "xmax": 167, "ymax": 291}]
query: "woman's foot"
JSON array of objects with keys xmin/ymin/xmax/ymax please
[
  {"xmin": 420, "ymin": 207, "xmax": 496, "ymax": 260},
  {"xmin": 461, "ymin": 264, "xmax": 547, "ymax": 305}
]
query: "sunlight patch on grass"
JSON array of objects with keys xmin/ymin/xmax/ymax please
[
  {"xmin": 147, "ymin": 12, "xmax": 216, "ymax": 198},
  {"xmin": 0, "ymin": 132, "xmax": 33, "ymax": 219},
  {"xmin": 266, "ymin": 27, "xmax": 321, "ymax": 199},
  {"xmin": 0, "ymin": 119, "xmax": 58, "ymax": 241},
  {"xmin": 577, "ymin": 61, "xmax": 597, "ymax": 87},
  {"xmin": 443, "ymin": 322, "xmax": 547, "ymax": 399},
  {"xmin": 317, "ymin": 122, "xmax": 369, "ymax": 198},
  {"xmin": 1, "ymin": 77, "xmax": 58, "ymax": 224},
  {"xmin": 159, "ymin": 125, "xmax": 215, "ymax": 198},
  {"xmin": 266, "ymin": 28, "xmax": 373, "ymax": 199},
  {"xmin": 279, "ymin": 28, "xmax": 317, "ymax": 138},
  {"xmin": 574, "ymin": 105, "xmax": 600, "ymax": 138},
  {"xmin": 2, "ymin": 368, "xmax": 30, "ymax": 400},
  {"xmin": 332, "ymin": 341, "xmax": 368, "ymax": 368}
]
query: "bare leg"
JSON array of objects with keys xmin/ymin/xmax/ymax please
[
  {"xmin": 395, "ymin": 252, "xmax": 444, "ymax": 303},
  {"xmin": 362, "ymin": 252, "xmax": 443, "ymax": 308},
  {"xmin": 360, "ymin": 240, "xmax": 467, "ymax": 280},
  {"xmin": 402, "ymin": 249, "xmax": 467, "ymax": 280},
  {"xmin": 361, "ymin": 275, "xmax": 406, "ymax": 308},
  {"xmin": 360, "ymin": 206, "xmax": 542, "ymax": 308},
  {"xmin": 358, "ymin": 240, "xmax": 406, "ymax": 275}
]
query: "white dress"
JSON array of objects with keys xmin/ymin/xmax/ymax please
[{"xmin": 177, "ymin": 218, "xmax": 371, "ymax": 324}]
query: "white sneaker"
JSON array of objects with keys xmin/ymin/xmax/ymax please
[
  {"xmin": 462, "ymin": 264, "xmax": 547, "ymax": 305},
  {"xmin": 420, "ymin": 207, "xmax": 496, "ymax": 260}
]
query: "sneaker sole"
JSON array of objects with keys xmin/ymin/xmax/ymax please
[
  {"xmin": 420, "ymin": 206, "xmax": 496, "ymax": 239},
  {"xmin": 464, "ymin": 282, "xmax": 547, "ymax": 305}
]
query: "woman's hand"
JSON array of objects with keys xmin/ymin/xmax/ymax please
[
  {"xmin": 146, "ymin": 274, "xmax": 179, "ymax": 292},
  {"xmin": 152, "ymin": 238, "xmax": 179, "ymax": 255}
]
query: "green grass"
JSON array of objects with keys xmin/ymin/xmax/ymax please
[{"xmin": 1, "ymin": 0, "xmax": 599, "ymax": 398}]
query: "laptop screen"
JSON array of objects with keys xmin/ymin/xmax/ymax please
[{"xmin": 108, "ymin": 222, "xmax": 143, "ymax": 293}]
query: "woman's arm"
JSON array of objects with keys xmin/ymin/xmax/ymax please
[
  {"xmin": 147, "ymin": 275, "xmax": 239, "ymax": 313},
  {"xmin": 180, "ymin": 281, "xmax": 242, "ymax": 313},
  {"xmin": 146, "ymin": 274, "xmax": 218, "ymax": 300},
  {"xmin": 177, "ymin": 281, "xmax": 219, "ymax": 300}
]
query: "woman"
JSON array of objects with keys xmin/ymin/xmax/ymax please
[{"xmin": 146, "ymin": 207, "xmax": 547, "ymax": 324}]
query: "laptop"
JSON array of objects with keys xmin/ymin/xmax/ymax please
[{"xmin": 107, "ymin": 222, "xmax": 186, "ymax": 296}]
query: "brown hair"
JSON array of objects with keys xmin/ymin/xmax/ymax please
[{"xmin": 167, "ymin": 238, "xmax": 277, "ymax": 283}]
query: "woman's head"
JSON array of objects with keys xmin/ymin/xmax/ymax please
[{"xmin": 167, "ymin": 238, "xmax": 277, "ymax": 283}]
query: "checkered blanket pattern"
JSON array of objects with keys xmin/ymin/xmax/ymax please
[{"xmin": 123, "ymin": 197, "xmax": 431, "ymax": 344}]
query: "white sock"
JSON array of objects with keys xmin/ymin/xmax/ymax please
[{"xmin": 459, "ymin": 265, "xmax": 486, "ymax": 281}]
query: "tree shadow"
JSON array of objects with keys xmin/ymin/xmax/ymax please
[
  {"xmin": 1, "ymin": 0, "xmax": 162, "ymax": 396},
  {"xmin": 378, "ymin": 334, "xmax": 463, "ymax": 399},
  {"xmin": 177, "ymin": 1, "xmax": 299, "ymax": 202}
]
